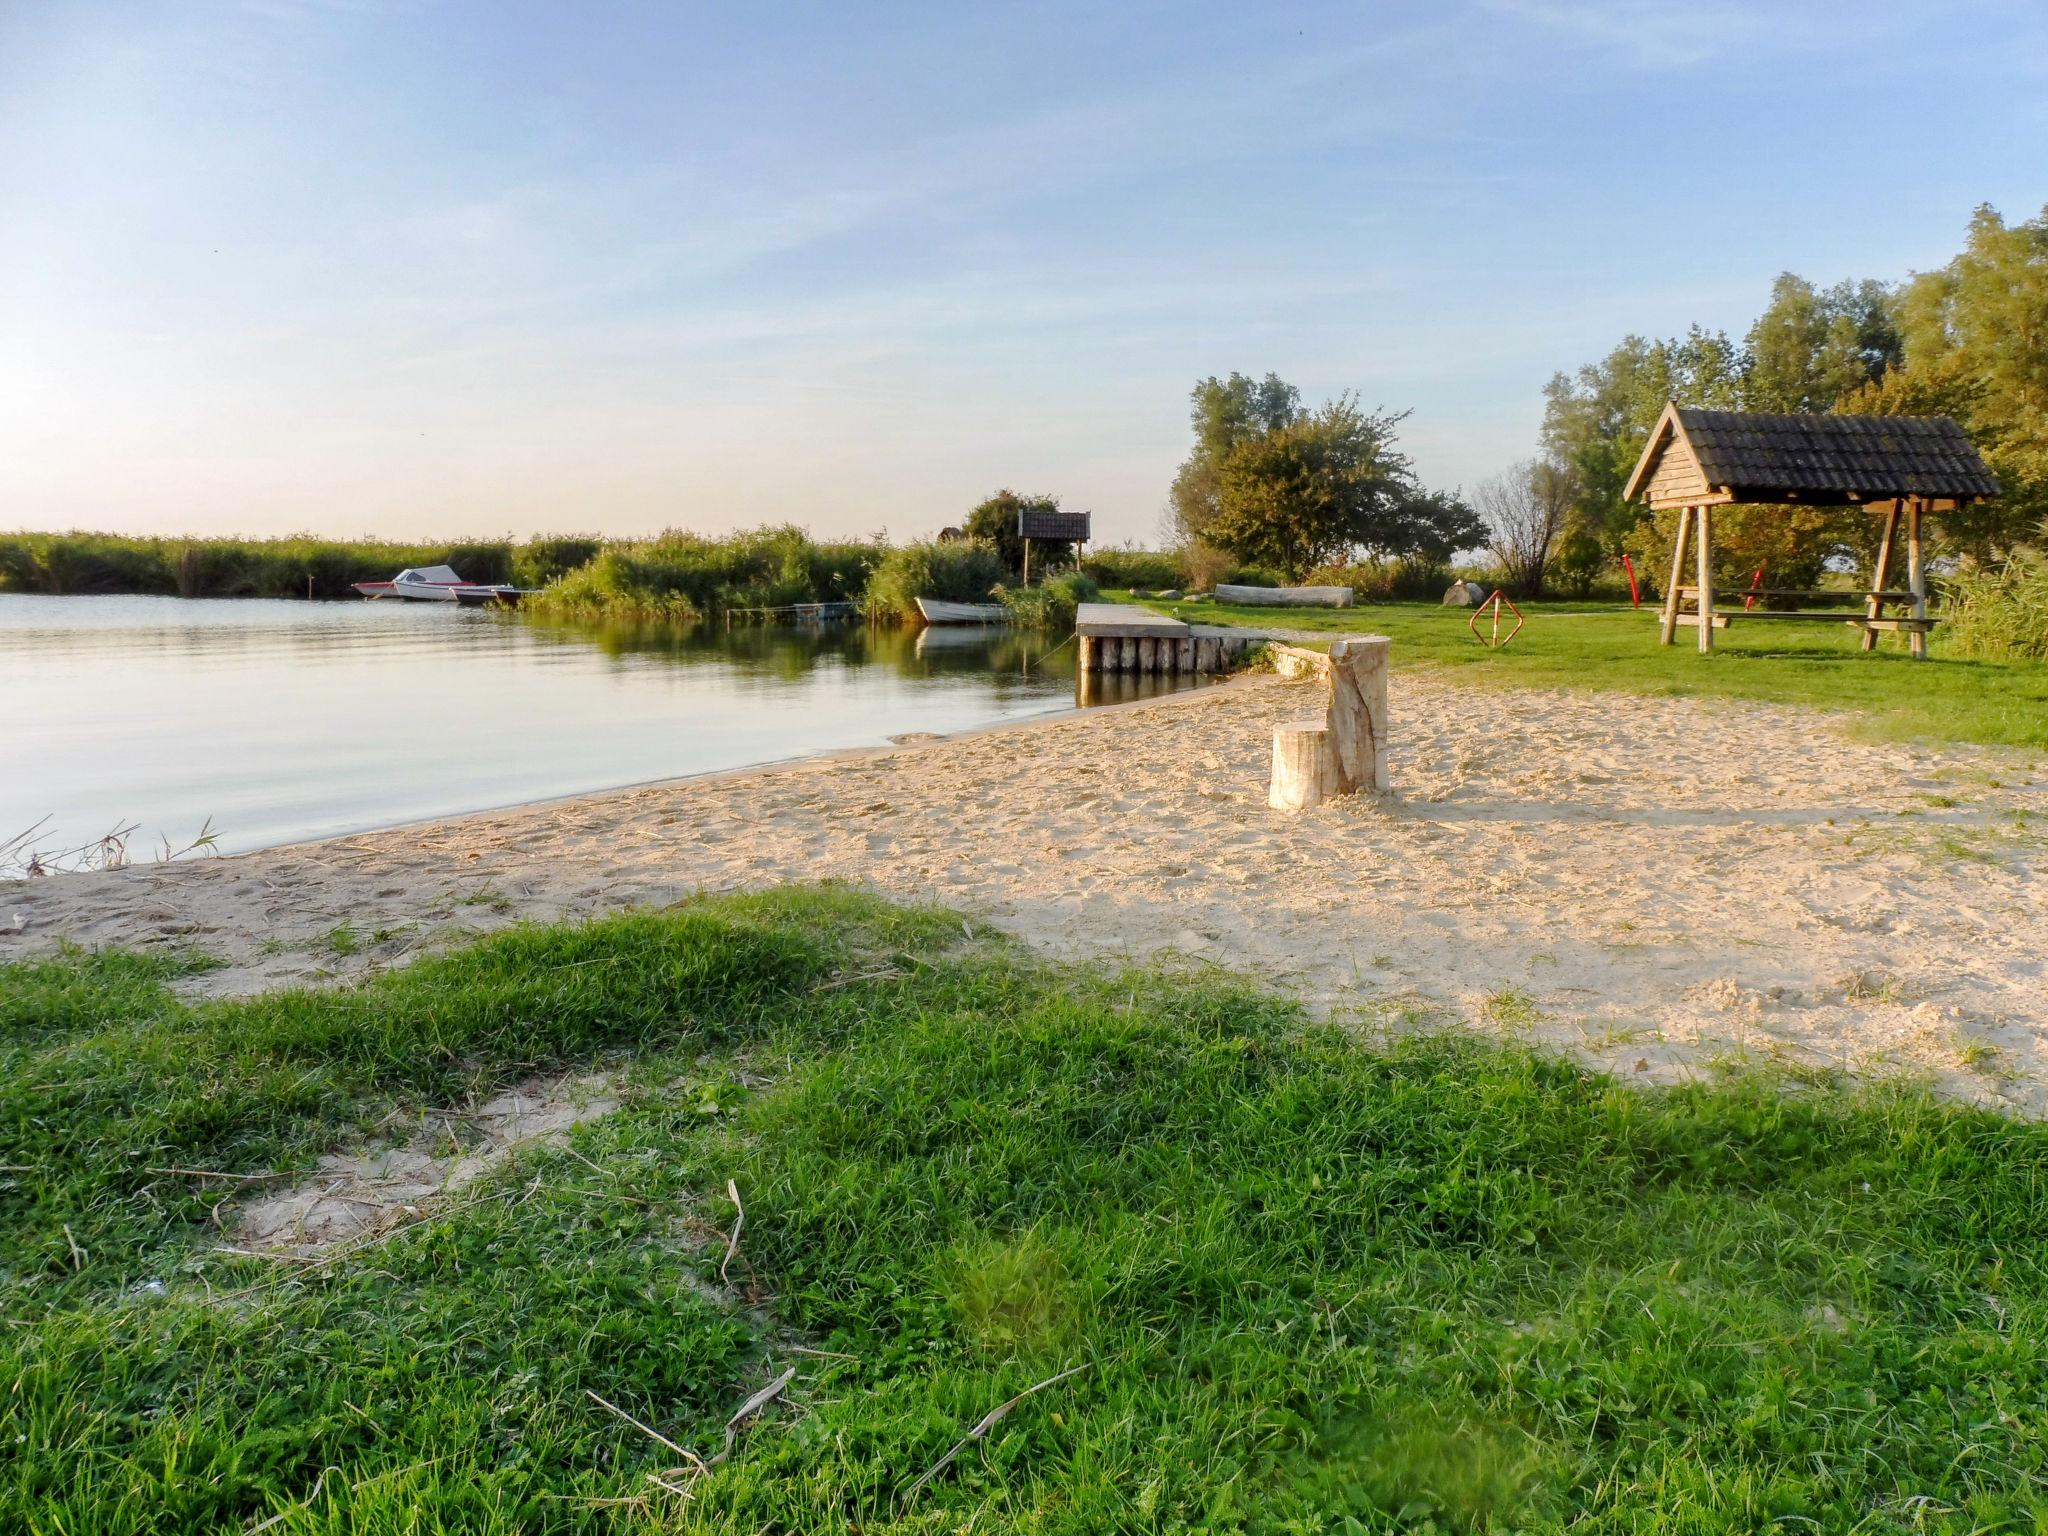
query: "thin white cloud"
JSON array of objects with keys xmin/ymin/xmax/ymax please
[{"xmin": 1481, "ymin": 0, "xmax": 1765, "ymax": 68}]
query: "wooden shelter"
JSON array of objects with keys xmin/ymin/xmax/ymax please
[{"xmin": 1623, "ymin": 404, "xmax": 1998, "ymax": 659}]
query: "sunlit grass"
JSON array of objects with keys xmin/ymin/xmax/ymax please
[
  {"xmin": 5, "ymin": 888, "xmax": 2047, "ymax": 1530},
  {"xmin": 1125, "ymin": 593, "xmax": 2048, "ymax": 750}
]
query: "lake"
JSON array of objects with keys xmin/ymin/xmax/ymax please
[{"xmin": 2, "ymin": 594, "xmax": 1207, "ymax": 865}]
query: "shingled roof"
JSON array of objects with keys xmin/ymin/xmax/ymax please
[{"xmin": 1623, "ymin": 404, "xmax": 1998, "ymax": 509}]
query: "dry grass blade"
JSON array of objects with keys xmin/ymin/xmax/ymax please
[
  {"xmin": 715, "ymin": 1364, "xmax": 797, "ymax": 1462},
  {"xmin": 243, "ymin": 1465, "xmax": 337, "ymax": 1534},
  {"xmin": 903, "ymin": 1362, "xmax": 1091, "ymax": 1504},
  {"xmin": 147, "ymin": 1166, "xmax": 283, "ymax": 1183},
  {"xmin": 584, "ymin": 1390, "xmax": 704, "ymax": 1471},
  {"xmin": 719, "ymin": 1178, "xmax": 744, "ymax": 1285}
]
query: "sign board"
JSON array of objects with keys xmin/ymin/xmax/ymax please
[{"xmin": 1017, "ymin": 508, "xmax": 1092, "ymax": 543}]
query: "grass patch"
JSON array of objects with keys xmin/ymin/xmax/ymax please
[
  {"xmin": 5, "ymin": 888, "xmax": 2048, "ymax": 1530},
  {"xmin": 1129, "ymin": 594, "xmax": 2048, "ymax": 751}
]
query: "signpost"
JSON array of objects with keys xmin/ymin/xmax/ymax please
[{"xmin": 1016, "ymin": 508, "xmax": 1091, "ymax": 586}]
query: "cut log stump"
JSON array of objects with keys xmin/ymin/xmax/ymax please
[
  {"xmin": 1269, "ymin": 720, "xmax": 1338, "ymax": 811},
  {"xmin": 1326, "ymin": 636, "xmax": 1390, "ymax": 795},
  {"xmin": 1268, "ymin": 634, "xmax": 1391, "ymax": 810}
]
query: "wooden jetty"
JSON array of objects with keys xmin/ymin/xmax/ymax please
[{"xmin": 1074, "ymin": 603, "xmax": 1261, "ymax": 676}]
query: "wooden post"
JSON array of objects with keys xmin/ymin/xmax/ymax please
[
  {"xmin": 1907, "ymin": 497, "xmax": 1928, "ymax": 660},
  {"xmin": 1695, "ymin": 504, "xmax": 1716, "ymax": 654},
  {"xmin": 1269, "ymin": 721, "xmax": 1336, "ymax": 810},
  {"xmin": 1138, "ymin": 636, "xmax": 1157, "ymax": 673},
  {"xmin": 1076, "ymin": 635, "xmax": 1095, "ymax": 674},
  {"xmin": 1659, "ymin": 506, "xmax": 1694, "ymax": 646},
  {"xmin": 1325, "ymin": 636, "xmax": 1391, "ymax": 794},
  {"xmin": 1862, "ymin": 499, "xmax": 1902, "ymax": 652},
  {"xmin": 1022, "ymin": 537, "xmax": 1032, "ymax": 588}
]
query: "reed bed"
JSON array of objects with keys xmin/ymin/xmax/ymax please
[
  {"xmin": 0, "ymin": 532, "xmax": 519, "ymax": 599},
  {"xmin": 523, "ymin": 525, "xmax": 885, "ymax": 626}
]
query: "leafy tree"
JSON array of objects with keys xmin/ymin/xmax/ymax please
[
  {"xmin": 964, "ymin": 489, "xmax": 1070, "ymax": 577},
  {"xmin": 1847, "ymin": 203, "xmax": 2048, "ymax": 556},
  {"xmin": 1167, "ymin": 373, "xmax": 1302, "ymax": 545},
  {"xmin": 1541, "ymin": 326, "xmax": 1747, "ymax": 567},
  {"xmin": 1744, "ymin": 274, "xmax": 1900, "ymax": 413},
  {"xmin": 1203, "ymin": 396, "xmax": 1472, "ymax": 581},
  {"xmin": 1476, "ymin": 458, "xmax": 1579, "ymax": 598}
]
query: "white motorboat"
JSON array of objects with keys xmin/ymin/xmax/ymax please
[{"xmin": 352, "ymin": 565, "xmax": 468, "ymax": 601}]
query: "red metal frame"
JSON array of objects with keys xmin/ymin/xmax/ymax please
[
  {"xmin": 1621, "ymin": 554, "xmax": 1641, "ymax": 609},
  {"xmin": 1467, "ymin": 590, "xmax": 1524, "ymax": 650},
  {"xmin": 1743, "ymin": 565, "xmax": 1767, "ymax": 611}
]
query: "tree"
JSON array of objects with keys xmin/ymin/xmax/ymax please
[
  {"xmin": 1541, "ymin": 325, "xmax": 1748, "ymax": 568},
  {"xmin": 1167, "ymin": 372, "xmax": 1301, "ymax": 545},
  {"xmin": 1205, "ymin": 396, "xmax": 1465, "ymax": 580},
  {"xmin": 964, "ymin": 489, "xmax": 1069, "ymax": 577},
  {"xmin": 1476, "ymin": 458, "xmax": 1578, "ymax": 598},
  {"xmin": 1854, "ymin": 203, "xmax": 2048, "ymax": 554},
  {"xmin": 1744, "ymin": 273, "xmax": 1899, "ymax": 413},
  {"xmin": 1390, "ymin": 487, "xmax": 1486, "ymax": 565}
]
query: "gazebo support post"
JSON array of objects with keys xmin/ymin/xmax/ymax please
[
  {"xmin": 1695, "ymin": 504, "xmax": 1716, "ymax": 653},
  {"xmin": 1862, "ymin": 499, "xmax": 1903, "ymax": 652},
  {"xmin": 1659, "ymin": 505, "xmax": 1694, "ymax": 646},
  {"xmin": 1906, "ymin": 497, "xmax": 1928, "ymax": 661}
]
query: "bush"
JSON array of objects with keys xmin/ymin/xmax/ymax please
[
  {"xmin": 527, "ymin": 525, "xmax": 885, "ymax": 626},
  {"xmin": 997, "ymin": 570, "xmax": 1099, "ymax": 629},
  {"xmin": 1303, "ymin": 557, "xmax": 1450, "ymax": 602},
  {"xmin": 513, "ymin": 535, "xmax": 605, "ymax": 588},
  {"xmin": 1082, "ymin": 546, "xmax": 1182, "ymax": 590},
  {"xmin": 1942, "ymin": 554, "xmax": 2048, "ymax": 659},
  {"xmin": 1220, "ymin": 562, "xmax": 1287, "ymax": 589},
  {"xmin": 864, "ymin": 540, "xmax": 1009, "ymax": 624}
]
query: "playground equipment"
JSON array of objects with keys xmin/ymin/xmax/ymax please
[{"xmin": 1467, "ymin": 590, "xmax": 1523, "ymax": 650}]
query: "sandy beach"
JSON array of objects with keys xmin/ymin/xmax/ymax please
[{"xmin": 8, "ymin": 670, "xmax": 2046, "ymax": 1110}]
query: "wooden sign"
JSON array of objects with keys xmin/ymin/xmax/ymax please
[{"xmin": 1017, "ymin": 508, "xmax": 1091, "ymax": 542}]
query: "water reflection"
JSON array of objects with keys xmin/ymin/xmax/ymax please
[{"xmin": 1, "ymin": 595, "xmax": 1203, "ymax": 860}]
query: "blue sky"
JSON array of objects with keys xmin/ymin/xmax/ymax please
[{"xmin": 3, "ymin": 1, "xmax": 2044, "ymax": 545}]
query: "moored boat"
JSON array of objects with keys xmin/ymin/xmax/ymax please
[
  {"xmin": 452, "ymin": 585, "xmax": 536, "ymax": 607},
  {"xmin": 914, "ymin": 597, "xmax": 1009, "ymax": 625},
  {"xmin": 352, "ymin": 565, "xmax": 469, "ymax": 601}
]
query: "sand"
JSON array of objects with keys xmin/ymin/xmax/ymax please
[{"xmin": 8, "ymin": 670, "xmax": 2046, "ymax": 1111}]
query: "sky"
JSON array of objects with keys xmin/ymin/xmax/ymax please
[{"xmin": 2, "ymin": 1, "xmax": 2045, "ymax": 546}]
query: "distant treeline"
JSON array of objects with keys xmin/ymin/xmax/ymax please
[{"xmin": 0, "ymin": 531, "xmax": 608, "ymax": 600}]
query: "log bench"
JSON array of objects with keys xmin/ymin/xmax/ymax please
[{"xmin": 1268, "ymin": 636, "xmax": 1390, "ymax": 811}]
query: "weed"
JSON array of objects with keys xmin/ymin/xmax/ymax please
[{"xmin": 1482, "ymin": 986, "xmax": 1543, "ymax": 1026}]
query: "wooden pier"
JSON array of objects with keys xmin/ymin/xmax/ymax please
[{"xmin": 1074, "ymin": 603, "xmax": 1261, "ymax": 676}]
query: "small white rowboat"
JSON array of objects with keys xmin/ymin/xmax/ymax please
[{"xmin": 914, "ymin": 597, "xmax": 1009, "ymax": 625}]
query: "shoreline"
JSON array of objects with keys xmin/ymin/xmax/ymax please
[{"xmin": 8, "ymin": 668, "xmax": 2046, "ymax": 1114}]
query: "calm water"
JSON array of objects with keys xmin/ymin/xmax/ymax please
[{"xmin": 2, "ymin": 594, "xmax": 1206, "ymax": 861}]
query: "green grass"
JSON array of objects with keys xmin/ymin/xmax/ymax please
[
  {"xmin": 1126, "ymin": 594, "xmax": 2048, "ymax": 751},
  {"xmin": 6, "ymin": 889, "xmax": 2048, "ymax": 1531}
]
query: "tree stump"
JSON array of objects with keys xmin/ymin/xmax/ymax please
[
  {"xmin": 1325, "ymin": 636, "xmax": 1390, "ymax": 795},
  {"xmin": 1268, "ymin": 634, "xmax": 1390, "ymax": 810},
  {"xmin": 1269, "ymin": 720, "xmax": 1337, "ymax": 810}
]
